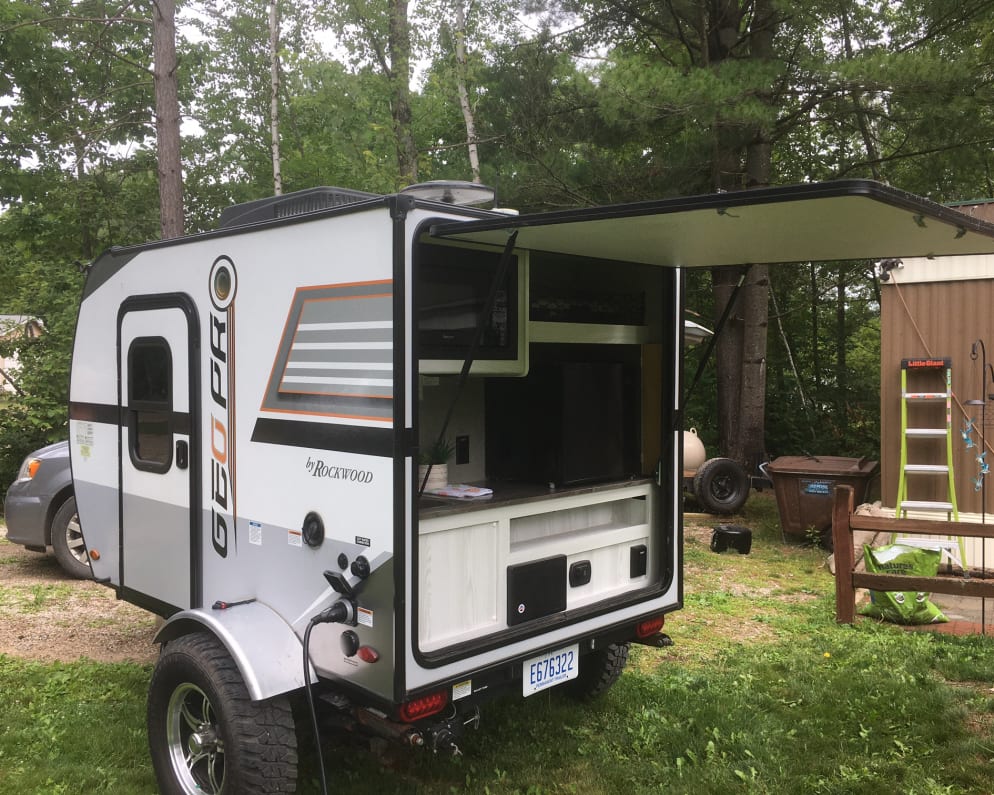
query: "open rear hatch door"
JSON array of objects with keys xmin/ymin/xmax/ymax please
[
  {"xmin": 428, "ymin": 180, "xmax": 994, "ymax": 266},
  {"xmin": 410, "ymin": 179, "xmax": 994, "ymax": 681}
]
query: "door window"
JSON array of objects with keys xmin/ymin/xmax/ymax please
[{"xmin": 128, "ymin": 337, "xmax": 173, "ymax": 471}]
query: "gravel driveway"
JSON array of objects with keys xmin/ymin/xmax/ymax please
[{"xmin": 0, "ymin": 521, "xmax": 158, "ymax": 663}]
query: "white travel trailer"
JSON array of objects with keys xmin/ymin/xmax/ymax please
[{"xmin": 69, "ymin": 180, "xmax": 994, "ymax": 793}]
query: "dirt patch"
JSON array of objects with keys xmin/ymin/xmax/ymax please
[
  {"xmin": 682, "ymin": 522, "xmax": 718, "ymax": 547},
  {"xmin": 0, "ymin": 524, "xmax": 159, "ymax": 664}
]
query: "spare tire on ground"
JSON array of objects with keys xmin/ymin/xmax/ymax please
[{"xmin": 692, "ymin": 457, "xmax": 750, "ymax": 514}]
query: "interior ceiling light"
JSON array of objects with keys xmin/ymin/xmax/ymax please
[{"xmin": 401, "ymin": 180, "xmax": 495, "ymax": 206}]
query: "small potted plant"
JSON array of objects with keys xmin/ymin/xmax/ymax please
[{"xmin": 419, "ymin": 438, "xmax": 454, "ymax": 492}]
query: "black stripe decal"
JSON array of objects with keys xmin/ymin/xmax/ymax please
[
  {"xmin": 69, "ymin": 401, "xmax": 119, "ymax": 425},
  {"xmin": 69, "ymin": 401, "xmax": 192, "ymax": 434},
  {"xmin": 173, "ymin": 412, "xmax": 192, "ymax": 435},
  {"xmin": 251, "ymin": 417, "xmax": 394, "ymax": 457}
]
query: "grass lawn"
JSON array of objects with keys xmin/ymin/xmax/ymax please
[{"xmin": 2, "ymin": 496, "xmax": 994, "ymax": 794}]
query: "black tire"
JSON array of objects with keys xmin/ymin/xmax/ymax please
[
  {"xmin": 692, "ymin": 457, "xmax": 750, "ymax": 515},
  {"xmin": 50, "ymin": 496, "xmax": 92, "ymax": 579},
  {"xmin": 566, "ymin": 642, "xmax": 629, "ymax": 699},
  {"xmin": 148, "ymin": 633, "xmax": 298, "ymax": 795}
]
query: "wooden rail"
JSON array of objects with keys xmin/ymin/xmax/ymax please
[{"xmin": 832, "ymin": 485, "xmax": 994, "ymax": 623}]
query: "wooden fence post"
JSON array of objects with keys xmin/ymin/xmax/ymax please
[{"xmin": 833, "ymin": 485, "xmax": 856, "ymax": 624}]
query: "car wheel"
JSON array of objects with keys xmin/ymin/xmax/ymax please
[
  {"xmin": 148, "ymin": 633, "xmax": 298, "ymax": 795},
  {"xmin": 51, "ymin": 496, "xmax": 92, "ymax": 579},
  {"xmin": 692, "ymin": 457, "xmax": 750, "ymax": 515},
  {"xmin": 565, "ymin": 642, "xmax": 629, "ymax": 700}
]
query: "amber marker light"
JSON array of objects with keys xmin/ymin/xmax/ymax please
[{"xmin": 18, "ymin": 457, "xmax": 42, "ymax": 480}]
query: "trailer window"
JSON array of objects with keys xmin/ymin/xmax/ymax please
[{"xmin": 127, "ymin": 337, "xmax": 173, "ymax": 472}]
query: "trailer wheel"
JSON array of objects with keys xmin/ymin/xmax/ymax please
[
  {"xmin": 566, "ymin": 642, "xmax": 629, "ymax": 699},
  {"xmin": 148, "ymin": 632, "xmax": 298, "ymax": 795},
  {"xmin": 692, "ymin": 457, "xmax": 750, "ymax": 515},
  {"xmin": 51, "ymin": 496, "xmax": 92, "ymax": 579}
]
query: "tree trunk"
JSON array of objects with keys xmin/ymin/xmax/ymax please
[
  {"xmin": 835, "ymin": 265, "xmax": 847, "ymax": 417},
  {"xmin": 453, "ymin": 3, "xmax": 481, "ymax": 183},
  {"xmin": 734, "ymin": 0, "xmax": 773, "ymax": 471},
  {"xmin": 710, "ymin": 0, "xmax": 775, "ymax": 472},
  {"xmin": 811, "ymin": 264, "xmax": 820, "ymax": 388},
  {"xmin": 713, "ymin": 261, "xmax": 769, "ymax": 471},
  {"xmin": 74, "ymin": 141, "xmax": 94, "ymax": 259},
  {"xmin": 152, "ymin": 0, "xmax": 184, "ymax": 238},
  {"xmin": 713, "ymin": 265, "xmax": 746, "ymax": 457},
  {"xmin": 269, "ymin": 1, "xmax": 283, "ymax": 195},
  {"xmin": 388, "ymin": 0, "xmax": 417, "ymax": 184},
  {"xmin": 736, "ymin": 262, "xmax": 769, "ymax": 471},
  {"xmin": 707, "ymin": 0, "xmax": 747, "ymax": 462}
]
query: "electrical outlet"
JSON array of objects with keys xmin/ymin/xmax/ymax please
[{"xmin": 455, "ymin": 435, "xmax": 470, "ymax": 464}]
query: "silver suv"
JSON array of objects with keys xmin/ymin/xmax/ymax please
[{"xmin": 3, "ymin": 441, "xmax": 91, "ymax": 578}]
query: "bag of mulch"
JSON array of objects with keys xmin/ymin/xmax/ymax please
[{"xmin": 858, "ymin": 544, "xmax": 948, "ymax": 625}]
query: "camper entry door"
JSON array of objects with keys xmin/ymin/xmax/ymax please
[{"xmin": 118, "ymin": 302, "xmax": 196, "ymax": 611}]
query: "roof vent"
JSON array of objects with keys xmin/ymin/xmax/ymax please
[
  {"xmin": 400, "ymin": 180, "xmax": 495, "ymax": 206},
  {"xmin": 218, "ymin": 186, "xmax": 380, "ymax": 229}
]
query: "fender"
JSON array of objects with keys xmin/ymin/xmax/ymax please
[{"xmin": 154, "ymin": 601, "xmax": 314, "ymax": 701}]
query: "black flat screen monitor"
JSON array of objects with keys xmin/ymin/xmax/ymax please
[
  {"xmin": 486, "ymin": 348, "xmax": 641, "ymax": 486},
  {"xmin": 416, "ymin": 243, "xmax": 518, "ymax": 361}
]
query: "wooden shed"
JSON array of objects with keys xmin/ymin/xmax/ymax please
[{"xmin": 880, "ymin": 201, "xmax": 994, "ymax": 561}]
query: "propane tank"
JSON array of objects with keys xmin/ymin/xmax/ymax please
[{"xmin": 683, "ymin": 428, "xmax": 706, "ymax": 473}]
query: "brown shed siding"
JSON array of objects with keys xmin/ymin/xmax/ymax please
[
  {"xmin": 950, "ymin": 202, "xmax": 994, "ymax": 224},
  {"xmin": 880, "ymin": 278, "xmax": 994, "ymax": 514}
]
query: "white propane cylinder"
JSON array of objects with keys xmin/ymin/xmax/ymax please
[{"xmin": 683, "ymin": 428, "xmax": 706, "ymax": 473}]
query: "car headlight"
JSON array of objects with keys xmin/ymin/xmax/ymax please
[{"xmin": 17, "ymin": 456, "xmax": 42, "ymax": 481}]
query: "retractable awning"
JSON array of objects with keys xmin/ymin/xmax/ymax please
[{"xmin": 429, "ymin": 180, "xmax": 994, "ymax": 267}]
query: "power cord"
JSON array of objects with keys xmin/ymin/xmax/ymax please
[{"xmin": 302, "ymin": 600, "xmax": 353, "ymax": 795}]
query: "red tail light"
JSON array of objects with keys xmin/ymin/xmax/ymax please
[
  {"xmin": 398, "ymin": 690, "xmax": 448, "ymax": 722},
  {"xmin": 636, "ymin": 615, "xmax": 665, "ymax": 639}
]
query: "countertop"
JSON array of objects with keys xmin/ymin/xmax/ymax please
[{"xmin": 417, "ymin": 477, "xmax": 653, "ymax": 519}]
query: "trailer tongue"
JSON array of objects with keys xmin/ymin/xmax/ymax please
[{"xmin": 68, "ymin": 180, "xmax": 994, "ymax": 793}]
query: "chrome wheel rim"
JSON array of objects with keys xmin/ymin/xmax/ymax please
[
  {"xmin": 166, "ymin": 683, "xmax": 226, "ymax": 794},
  {"xmin": 65, "ymin": 513, "xmax": 88, "ymax": 565}
]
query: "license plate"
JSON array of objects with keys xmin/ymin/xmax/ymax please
[{"xmin": 522, "ymin": 644, "xmax": 579, "ymax": 697}]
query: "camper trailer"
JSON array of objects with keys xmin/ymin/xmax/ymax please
[{"xmin": 68, "ymin": 180, "xmax": 994, "ymax": 793}]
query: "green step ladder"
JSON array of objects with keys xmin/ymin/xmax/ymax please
[{"xmin": 894, "ymin": 357, "xmax": 967, "ymax": 569}]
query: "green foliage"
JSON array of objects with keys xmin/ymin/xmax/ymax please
[
  {"xmin": 0, "ymin": 657, "xmax": 154, "ymax": 794},
  {"xmin": 182, "ymin": 1, "xmax": 411, "ymax": 219},
  {"xmin": 0, "ymin": 208, "xmax": 81, "ymax": 486},
  {"xmin": 0, "ymin": 1, "xmax": 154, "ymax": 201},
  {"xmin": 0, "ymin": 2, "xmax": 166, "ymax": 486},
  {"xmin": 280, "ymin": 62, "xmax": 403, "ymax": 194},
  {"xmin": 2, "ymin": 0, "xmax": 994, "ymax": 473},
  {"xmin": 419, "ymin": 437, "xmax": 454, "ymax": 465},
  {"xmin": 473, "ymin": 34, "xmax": 627, "ymax": 210},
  {"xmin": 184, "ymin": 0, "xmax": 322, "ymax": 202},
  {"xmin": 760, "ymin": 262, "xmax": 883, "ymax": 460},
  {"xmin": 0, "ymin": 331, "xmax": 74, "ymax": 490},
  {"xmin": 0, "ymin": 158, "xmax": 159, "ymax": 487}
]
